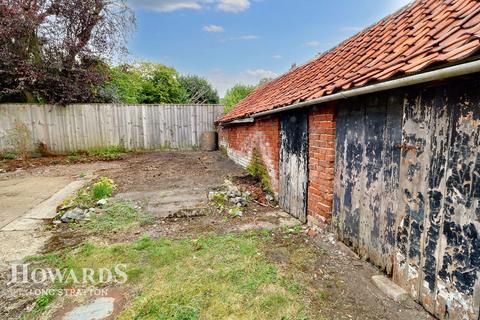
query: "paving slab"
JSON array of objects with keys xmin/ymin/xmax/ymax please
[
  {"xmin": 372, "ymin": 274, "xmax": 409, "ymax": 302},
  {"xmin": 0, "ymin": 176, "xmax": 71, "ymax": 229}
]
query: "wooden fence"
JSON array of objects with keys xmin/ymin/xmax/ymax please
[{"xmin": 0, "ymin": 104, "xmax": 224, "ymax": 153}]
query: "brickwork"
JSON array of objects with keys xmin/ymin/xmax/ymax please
[
  {"xmin": 218, "ymin": 117, "xmax": 280, "ymax": 194},
  {"xmin": 218, "ymin": 106, "xmax": 336, "ymax": 225},
  {"xmin": 307, "ymin": 105, "xmax": 336, "ymax": 225}
]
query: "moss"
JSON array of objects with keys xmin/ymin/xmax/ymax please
[
  {"xmin": 246, "ymin": 148, "xmax": 273, "ymax": 194},
  {"xmin": 219, "ymin": 146, "xmax": 228, "ymax": 157}
]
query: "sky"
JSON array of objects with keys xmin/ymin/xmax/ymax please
[{"xmin": 126, "ymin": 0, "xmax": 412, "ymax": 97}]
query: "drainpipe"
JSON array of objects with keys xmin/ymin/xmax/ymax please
[{"xmin": 223, "ymin": 59, "xmax": 480, "ymax": 123}]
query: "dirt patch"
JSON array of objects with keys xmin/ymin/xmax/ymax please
[{"xmin": 0, "ymin": 151, "xmax": 434, "ymax": 320}]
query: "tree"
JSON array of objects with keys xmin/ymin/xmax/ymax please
[
  {"xmin": 137, "ymin": 63, "xmax": 185, "ymax": 104},
  {"xmin": 101, "ymin": 64, "xmax": 143, "ymax": 103},
  {"xmin": 178, "ymin": 75, "xmax": 219, "ymax": 104},
  {"xmin": 0, "ymin": 0, "xmax": 135, "ymax": 104},
  {"xmin": 222, "ymin": 84, "xmax": 256, "ymax": 112}
]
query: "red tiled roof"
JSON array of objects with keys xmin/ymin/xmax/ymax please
[{"xmin": 219, "ymin": 0, "xmax": 480, "ymax": 123}]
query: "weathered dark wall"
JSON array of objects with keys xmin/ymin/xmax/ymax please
[
  {"xmin": 279, "ymin": 111, "xmax": 309, "ymax": 222},
  {"xmin": 333, "ymin": 76, "xmax": 480, "ymax": 320}
]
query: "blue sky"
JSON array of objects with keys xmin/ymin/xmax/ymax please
[{"xmin": 126, "ymin": 0, "xmax": 412, "ymax": 96}]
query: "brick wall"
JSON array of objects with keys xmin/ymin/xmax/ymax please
[
  {"xmin": 219, "ymin": 106, "xmax": 336, "ymax": 226},
  {"xmin": 307, "ymin": 105, "xmax": 336, "ymax": 225},
  {"xmin": 218, "ymin": 117, "xmax": 280, "ymax": 194}
]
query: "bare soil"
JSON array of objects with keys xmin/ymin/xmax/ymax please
[{"xmin": 0, "ymin": 151, "xmax": 433, "ymax": 320}]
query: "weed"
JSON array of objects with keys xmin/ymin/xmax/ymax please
[
  {"xmin": 20, "ymin": 291, "xmax": 56, "ymax": 320},
  {"xmin": 87, "ymin": 201, "xmax": 154, "ymax": 233},
  {"xmin": 219, "ymin": 145, "xmax": 228, "ymax": 157},
  {"xmin": 26, "ymin": 232, "xmax": 311, "ymax": 319},
  {"xmin": 87, "ymin": 145, "xmax": 127, "ymax": 158},
  {"xmin": 1, "ymin": 151, "xmax": 17, "ymax": 160},
  {"xmin": 246, "ymin": 148, "xmax": 273, "ymax": 194},
  {"xmin": 91, "ymin": 177, "xmax": 117, "ymax": 200},
  {"xmin": 209, "ymin": 192, "xmax": 226, "ymax": 209},
  {"xmin": 68, "ymin": 154, "xmax": 79, "ymax": 162}
]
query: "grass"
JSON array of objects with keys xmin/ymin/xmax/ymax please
[
  {"xmin": 86, "ymin": 201, "xmax": 154, "ymax": 233},
  {"xmin": 68, "ymin": 145, "xmax": 129, "ymax": 159},
  {"xmin": 27, "ymin": 232, "xmax": 315, "ymax": 320},
  {"xmin": 1, "ymin": 151, "xmax": 18, "ymax": 160},
  {"xmin": 60, "ymin": 176, "xmax": 116, "ymax": 209}
]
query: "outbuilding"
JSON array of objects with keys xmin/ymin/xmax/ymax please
[{"xmin": 217, "ymin": 0, "xmax": 480, "ymax": 319}]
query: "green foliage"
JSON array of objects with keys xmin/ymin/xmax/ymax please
[
  {"xmin": 29, "ymin": 232, "xmax": 308, "ymax": 319},
  {"xmin": 20, "ymin": 291, "xmax": 57, "ymax": 320},
  {"xmin": 87, "ymin": 145, "xmax": 128, "ymax": 157},
  {"xmin": 1, "ymin": 151, "xmax": 17, "ymax": 160},
  {"xmin": 139, "ymin": 63, "xmax": 186, "ymax": 104},
  {"xmin": 103, "ymin": 65, "xmax": 144, "ymax": 103},
  {"xmin": 222, "ymin": 84, "xmax": 256, "ymax": 113},
  {"xmin": 246, "ymin": 148, "xmax": 273, "ymax": 194},
  {"xmin": 178, "ymin": 75, "xmax": 219, "ymax": 104},
  {"xmin": 102, "ymin": 62, "xmax": 186, "ymax": 104},
  {"xmin": 87, "ymin": 201, "xmax": 154, "ymax": 232},
  {"xmin": 91, "ymin": 177, "xmax": 117, "ymax": 200},
  {"xmin": 60, "ymin": 177, "xmax": 117, "ymax": 210}
]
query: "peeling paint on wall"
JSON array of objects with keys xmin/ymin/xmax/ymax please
[{"xmin": 334, "ymin": 77, "xmax": 480, "ymax": 320}]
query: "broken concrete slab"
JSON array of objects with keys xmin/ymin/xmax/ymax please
[
  {"xmin": 25, "ymin": 180, "xmax": 86, "ymax": 220},
  {"xmin": 0, "ymin": 176, "xmax": 71, "ymax": 229},
  {"xmin": 63, "ymin": 297, "xmax": 115, "ymax": 320},
  {"xmin": 372, "ymin": 275, "xmax": 408, "ymax": 302},
  {"xmin": 0, "ymin": 231, "xmax": 52, "ymax": 264}
]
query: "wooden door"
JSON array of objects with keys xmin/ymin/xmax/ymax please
[{"xmin": 279, "ymin": 111, "xmax": 308, "ymax": 222}]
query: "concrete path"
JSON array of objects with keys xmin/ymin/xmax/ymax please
[{"xmin": 0, "ymin": 177, "xmax": 85, "ymax": 264}]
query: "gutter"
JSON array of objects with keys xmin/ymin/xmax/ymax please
[{"xmin": 221, "ymin": 59, "xmax": 480, "ymax": 124}]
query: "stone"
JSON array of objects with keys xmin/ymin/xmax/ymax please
[
  {"xmin": 60, "ymin": 207, "xmax": 85, "ymax": 222},
  {"xmin": 230, "ymin": 197, "xmax": 247, "ymax": 207},
  {"xmin": 371, "ymin": 275, "xmax": 408, "ymax": 302},
  {"xmin": 266, "ymin": 194, "xmax": 274, "ymax": 202},
  {"xmin": 307, "ymin": 228, "xmax": 318, "ymax": 238},
  {"xmin": 96, "ymin": 198, "xmax": 108, "ymax": 206},
  {"xmin": 64, "ymin": 297, "xmax": 115, "ymax": 320}
]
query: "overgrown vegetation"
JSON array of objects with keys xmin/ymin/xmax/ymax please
[
  {"xmin": 60, "ymin": 177, "xmax": 117, "ymax": 210},
  {"xmin": 87, "ymin": 201, "xmax": 154, "ymax": 233},
  {"xmin": 27, "ymin": 232, "xmax": 314, "ymax": 319},
  {"xmin": 246, "ymin": 148, "xmax": 273, "ymax": 195}
]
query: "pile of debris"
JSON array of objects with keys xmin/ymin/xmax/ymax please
[
  {"xmin": 56, "ymin": 199, "xmax": 108, "ymax": 223},
  {"xmin": 208, "ymin": 180, "xmax": 252, "ymax": 217}
]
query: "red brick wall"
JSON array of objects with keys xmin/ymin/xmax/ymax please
[
  {"xmin": 307, "ymin": 105, "xmax": 336, "ymax": 225},
  {"xmin": 219, "ymin": 106, "xmax": 336, "ymax": 226},
  {"xmin": 218, "ymin": 117, "xmax": 280, "ymax": 194}
]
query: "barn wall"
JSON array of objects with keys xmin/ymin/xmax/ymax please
[
  {"xmin": 219, "ymin": 105, "xmax": 337, "ymax": 225},
  {"xmin": 218, "ymin": 117, "xmax": 280, "ymax": 194},
  {"xmin": 333, "ymin": 76, "xmax": 480, "ymax": 320},
  {"xmin": 307, "ymin": 105, "xmax": 337, "ymax": 225}
]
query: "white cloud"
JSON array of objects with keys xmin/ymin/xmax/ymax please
[
  {"xmin": 130, "ymin": 0, "xmax": 201, "ymax": 12},
  {"xmin": 217, "ymin": 0, "xmax": 250, "ymax": 12},
  {"xmin": 272, "ymin": 54, "xmax": 282, "ymax": 59},
  {"xmin": 231, "ymin": 35, "xmax": 260, "ymax": 40},
  {"xmin": 305, "ymin": 40, "xmax": 321, "ymax": 47},
  {"xmin": 206, "ymin": 68, "xmax": 278, "ymax": 97},
  {"xmin": 388, "ymin": 0, "xmax": 413, "ymax": 12},
  {"xmin": 129, "ymin": 0, "xmax": 250, "ymax": 12},
  {"xmin": 340, "ymin": 26, "xmax": 362, "ymax": 33},
  {"xmin": 203, "ymin": 24, "xmax": 224, "ymax": 33},
  {"xmin": 245, "ymin": 69, "xmax": 278, "ymax": 78}
]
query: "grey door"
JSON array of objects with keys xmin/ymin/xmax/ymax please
[{"xmin": 279, "ymin": 111, "xmax": 308, "ymax": 223}]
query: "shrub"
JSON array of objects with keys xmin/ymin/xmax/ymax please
[{"xmin": 91, "ymin": 177, "xmax": 117, "ymax": 200}]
